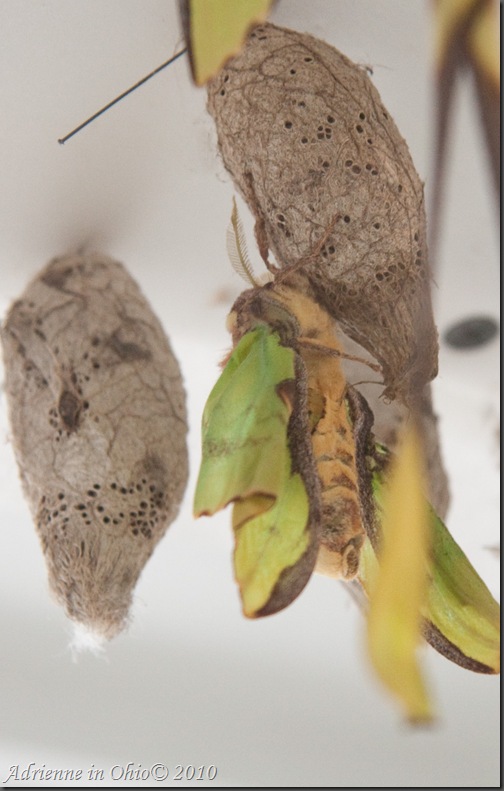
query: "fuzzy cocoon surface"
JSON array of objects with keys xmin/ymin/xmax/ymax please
[
  {"xmin": 207, "ymin": 22, "xmax": 438, "ymax": 403},
  {"xmin": 1, "ymin": 252, "xmax": 188, "ymax": 638}
]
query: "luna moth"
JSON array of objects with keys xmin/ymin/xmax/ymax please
[{"xmin": 194, "ymin": 263, "xmax": 499, "ymax": 672}]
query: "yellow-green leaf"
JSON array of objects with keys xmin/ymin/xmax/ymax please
[
  {"xmin": 467, "ymin": 0, "xmax": 499, "ymax": 88},
  {"xmin": 433, "ymin": 0, "xmax": 499, "ymax": 85},
  {"xmin": 183, "ymin": 0, "xmax": 272, "ymax": 85},
  {"xmin": 433, "ymin": 0, "xmax": 478, "ymax": 69},
  {"xmin": 366, "ymin": 425, "xmax": 433, "ymax": 722},
  {"xmin": 430, "ymin": 0, "xmax": 499, "ymax": 250}
]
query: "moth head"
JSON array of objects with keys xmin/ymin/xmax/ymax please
[{"xmin": 228, "ymin": 285, "xmax": 301, "ymax": 346}]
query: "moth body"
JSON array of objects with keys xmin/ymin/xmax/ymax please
[{"xmin": 229, "ymin": 279, "xmax": 369, "ymax": 582}]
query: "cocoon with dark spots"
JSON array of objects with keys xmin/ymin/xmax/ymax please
[
  {"xmin": 1, "ymin": 253, "xmax": 188, "ymax": 639},
  {"xmin": 207, "ymin": 22, "xmax": 438, "ymax": 404}
]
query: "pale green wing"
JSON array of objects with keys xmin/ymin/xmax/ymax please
[
  {"xmin": 233, "ymin": 460, "xmax": 311, "ymax": 617},
  {"xmin": 194, "ymin": 325, "xmax": 316, "ymax": 617},
  {"xmin": 424, "ymin": 506, "xmax": 500, "ymax": 673},
  {"xmin": 359, "ymin": 446, "xmax": 500, "ymax": 674},
  {"xmin": 194, "ymin": 326, "xmax": 295, "ymax": 518}
]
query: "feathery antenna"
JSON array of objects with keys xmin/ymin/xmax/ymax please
[{"xmin": 226, "ymin": 197, "xmax": 260, "ymax": 287}]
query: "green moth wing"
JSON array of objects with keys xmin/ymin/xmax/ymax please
[
  {"xmin": 359, "ymin": 446, "xmax": 500, "ymax": 674},
  {"xmin": 233, "ymin": 457, "xmax": 310, "ymax": 617},
  {"xmin": 194, "ymin": 325, "xmax": 317, "ymax": 617},
  {"xmin": 423, "ymin": 510, "xmax": 500, "ymax": 673},
  {"xmin": 194, "ymin": 326, "xmax": 294, "ymax": 517}
]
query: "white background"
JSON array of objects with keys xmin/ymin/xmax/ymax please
[{"xmin": 0, "ymin": 1, "xmax": 499, "ymax": 787}]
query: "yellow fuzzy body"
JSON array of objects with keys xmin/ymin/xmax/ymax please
[{"xmin": 272, "ymin": 286, "xmax": 365, "ymax": 579}]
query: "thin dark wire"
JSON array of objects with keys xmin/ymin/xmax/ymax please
[{"xmin": 58, "ymin": 47, "xmax": 187, "ymax": 144}]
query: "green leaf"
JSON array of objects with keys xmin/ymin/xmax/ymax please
[{"xmin": 194, "ymin": 325, "xmax": 316, "ymax": 617}]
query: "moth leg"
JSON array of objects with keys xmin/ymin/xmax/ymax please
[
  {"xmin": 254, "ymin": 215, "xmax": 279, "ymax": 272},
  {"xmin": 297, "ymin": 337, "xmax": 382, "ymax": 374},
  {"xmin": 242, "ymin": 171, "xmax": 278, "ymax": 272}
]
